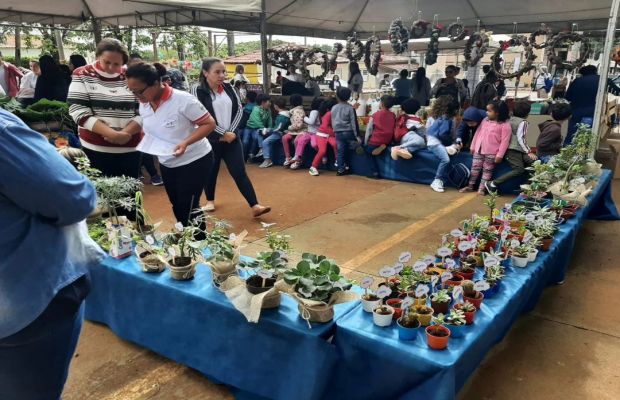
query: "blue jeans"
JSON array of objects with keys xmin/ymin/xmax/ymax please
[
  {"xmin": 428, "ymin": 144, "xmax": 450, "ymax": 181},
  {"xmin": 335, "ymin": 130, "xmax": 358, "ymax": 172},
  {"xmin": 539, "ymin": 155, "xmax": 553, "ymax": 163},
  {"xmin": 262, "ymin": 131, "xmax": 283, "ymax": 160},
  {"xmin": 400, "ymin": 132, "xmax": 426, "ymax": 153},
  {"xmin": 364, "ymin": 144, "xmax": 382, "ymax": 176},
  {"xmin": 239, "ymin": 128, "xmax": 255, "ymax": 158},
  {"xmin": 250, "ymin": 129, "xmax": 268, "ymax": 155}
]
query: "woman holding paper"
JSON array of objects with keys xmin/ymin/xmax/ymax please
[{"xmin": 126, "ymin": 62, "xmax": 216, "ymax": 228}]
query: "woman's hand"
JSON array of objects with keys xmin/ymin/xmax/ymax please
[
  {"xmin": 105, "ymin": 131, "xmax": 132, "ymax": 145},
  {"xmin": 173, "ymin": 141, "xmax": 189, "ymax": 157},
  {"xmin": 220, "ymin": 131, "xmax": 237, "ymax": 143}
]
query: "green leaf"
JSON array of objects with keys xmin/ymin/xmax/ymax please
[{"xmin": 296, "ymin": 260, "xmax": 311, "ymax": 275}]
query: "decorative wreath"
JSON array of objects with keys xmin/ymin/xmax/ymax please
[
  {"xmin": 447, "ymin": 22, "xmax": 467, "ymax": 42},
  {"xmin": 364, "ymin": 36, "xmax": 382, "ymax": 76},
  {"xmin": 464, "ymin": 30, "xmax": 490, "ymax": 67},
  {"xmin": 425, "ymin": 25, "xmax": 442, "ymax": 65},
  {"xmin": 529, "ymin": 24, "xmax": 553, "ymax": 49},
  {"xmin": 329, "ymin": 42, "xmax": 344, "ymax": 72},
  {"xmin": 490, "ymin": 35, "xmax": 537, "ymax": 80},
  {"xmin": 300, "ymin": 47, "xmax": 331, "ymax": 82},
  {"xmin": 545, "ymin": 32, "xmax": 591, "ymax": 71},
  {"xmin": 345, "ymin": 33, "xmax": 365, "ymax": 62},
  {"xmin": 266, "ymin": 45, "xmax": 306, "ymax": 70},
  {"xmin": 411, "ymin": 19, "xmax": 429, "ymax": 39},
  {"xmin": 388, "ymin": 18, "xmax": 410, "ymax": 54}
]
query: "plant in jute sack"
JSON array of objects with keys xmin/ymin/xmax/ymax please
[{"xmin": 204, "ymin": 218, "xmax": 247, "ymax": 287}]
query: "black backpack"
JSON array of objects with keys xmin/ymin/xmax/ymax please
[{"xmin": 446, "ymin": 162, "xmax": 471, "ymax": 188}]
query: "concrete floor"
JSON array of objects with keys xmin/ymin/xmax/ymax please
[{"xmin": 64, "ymin": 165, "xmax": 620, "ymax": 400}]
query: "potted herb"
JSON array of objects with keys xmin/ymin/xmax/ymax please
[
  {"xmin": 445, "ymin": 308, "xmax": 467, "ymax": 338},
  {"xmin": 430, "ymin": 289, "xmax": 451, "ymax": 315},
  {"xmin": 425, "ymin": 314, "xmax": 451, "ymax": 350},
  {"xmin": 397, "ymin": 310, "xmax": 420, "ymax": 340},
  {"xmin": 134, "ymin": 236, "xmax": 165, "ymax": 273},
  {"xmin": 512, "ymin": 244, "xmax": 530, "ymax": 268},
  {"xmin": 283, "ymin": 253, "xmax": 353, "ymax": 323},
  {"xmin": 462, "ymin": 280, "xmax": 484, "ymax": 309},
  {"xmin": 454, "ymin": 301, "xmax": 476, "ymax": 325},
  {"xmin": 372, "ymin": 304, "xmax": 395, "ymax": 327},
  {"xmin": 160, "ymin": 223, "xmax": 206, "ymax": 280},
  {"xmin": 204, "ymin": 219, "xmax": 244, "ymax": 286},
  {"xmin": 361, "ymin": 291, "xmax": 381, "ymax": 312},
  {"xmin": 414, "ymin": 305, "xmax": 434, "ymax": 326}
]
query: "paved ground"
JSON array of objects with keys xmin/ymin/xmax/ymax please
[{"xmin": 64, "ymin": 164, "xmax": 620, "ymax": 400}]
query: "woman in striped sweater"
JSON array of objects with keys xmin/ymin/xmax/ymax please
[{"xmin": 67, "ymin": 38, "xmax": 143, "ymax": 179}]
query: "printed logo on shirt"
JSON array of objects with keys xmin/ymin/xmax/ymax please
[{"xmin": 163, "ymin": 116, "xmax": 178, "ymax": 128}]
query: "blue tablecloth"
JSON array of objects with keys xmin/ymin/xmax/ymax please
[
  {"xmin": 327, "ymin": 170, "xmax": 618, "ymax": 400},
  {"xmin": 85, "ymin": 258, "xmax": 359, "ymax": 400}
]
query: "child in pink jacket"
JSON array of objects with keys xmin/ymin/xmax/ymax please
[{"xmin": 460, "ymin": 100, "xmax": 512, "ymax": 195}]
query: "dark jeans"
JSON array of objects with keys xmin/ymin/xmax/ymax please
[
  {"xmin": 204, "ymin": 138, "xmax": 258, "ymax": 207},
  {"xmin": 493, "ymin": 149, "xmax": 535, "ymax": 185},
  {"xmin": 0, "ymin": 276, "xmax": 90, "ymax": 400},
  {"xmin": 160, "ymin": 153, "xmax": 213, "ymax": 229},
  {"xmin": 364, "ymin": 144, "xmax": 383, "ymax": 176},
  {"xmin": 140, "ymin": 152, "xmax": 159, "ymax": 177},
  {"xmin": 81, "ymin": 148, "xmax": 141, "ymax": 179},
  {"xmin": 335, "ymin": 130, "xmax": 358, "ymax": 173}
]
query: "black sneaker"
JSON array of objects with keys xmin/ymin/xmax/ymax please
[
  {"xmin": 337, "ymin": 169, "xmax": 351, "ymax": 176},
  {"xmin": 484, "ymin": 181, "xmax": 497, "ymax": 193}
]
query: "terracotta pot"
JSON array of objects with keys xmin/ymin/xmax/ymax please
[
  {"xmin": 463, "ymin": 291, "xmax": 484, "ymax": 310},
  {"xmin": 386, "ymin": 298, "xmax": 403, "ymax": 320},
  {"xmin": 457, "ymin": 269, "xmax": 474, "ymax": 280},
  {"xmin": 430, "ymin": 299, "xmax": 450, "ymax": 315},
  {"xmin": 445, "ymin": 275, "xmax": 463, "ymax": 287},
  {"xmin": 541, "ymin": 237, "xmax": 553, "ymax": 251},
  {"xmin": 454, "ymin": 304, "xmax": 476, "ymax": 325},
  {"xmin": 415, "ymin": 306, "xmax": 434, "ymax": 326},
  {"xmin": 426, "ymin": 325, "xmax": 451, "ymax": 350}
]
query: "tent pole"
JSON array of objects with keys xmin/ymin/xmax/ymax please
[
  {"xmin": 260, "ymin": 0, "xmax": 269, "ymax": 93},
  {"xmin": 591, "ymin": 0, "xmax": 620, "ymax": 156}
]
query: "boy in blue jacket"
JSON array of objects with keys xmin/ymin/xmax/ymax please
[{"xmin": 455, "ymin": 106, "xmax": 487, "ymax": 149}]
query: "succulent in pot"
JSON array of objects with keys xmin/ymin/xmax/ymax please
[
  {"xmin": 426, "ymin": 314, "xmax": 451, "ymax": 350},
  {"xmin": 430, "ymin": 289, "xmax": 451, "ymax": 315}
]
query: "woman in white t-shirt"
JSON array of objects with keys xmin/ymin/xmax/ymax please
[{"xmin": 126, "ymin": 63, "xmax": 216, "ymax": 229}]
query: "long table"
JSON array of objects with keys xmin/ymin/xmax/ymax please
[{"xmin": 85, "ymin": 171, "xmax": 618, "ymax": 400}]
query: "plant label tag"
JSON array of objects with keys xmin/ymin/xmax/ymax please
[
  {"xmin": 168, "ymin": 247, "xmax": 176, "ymax": 258},
  {"xmin": 360, "ymin": 276, "xmax": 374, "ymax": 289},
  {"xmin": 480, "ymin": 221, "xmax": 490, "ymax": 229},
  {"xmin": 441, "ymin": 271, "xmax": 453, "ymax": 282},
  {"xmin": 452, "ymin": 286, "xmax": 464, "ymax": 303},
  {"xmin": 400, "ymin": 297, "xmax": 414, "ymax": 309},
  {"xmin": 413, "ymin": 261, "xmax": 427, "ymax": 272},
  {"xmin": 379, "ymin": 266, "xmax": 396, "ymax": 278},
  {"xmin": 525, "ymin": 213, "xmax": 535, "ymax": 222},
  {"xmin": 458, "ymin": 241, "xmax": 472, "ymax": 251},
  {"xmin": 437, "ymin": 247, "xmax": 452, "ymax": 258},
  {"xmin": 470, "ymin": 238, "xmax": 478, "ymax": 247},
  {"xmin": 257, "ymin": 269, "xmax": 273, "ymax": 279},
  {"xmin": 510, "ymin": 239, "xmax": 520, "ymax": 248},
  {"xmin": 415, "ymin": 284, "xmax": 429, "ymax": 298},
  {"xmin": 484, "ymin": 256, "xmax": 499, "ymax": 268},
  {"xmin": 174, "ymin": 222, "xmax": 184, "ymax": 232},
  {"xmin": 145, "ymin": 235, "xmax": 155, "ymax": 245},
  {"xmin": 504, "ymin": 203, "xmax": 512, "ymax": 211},
  {"xmin": 450, "ymin": 229, "xmax": 463, "ymax": 238},
  {"xmin": 399, "ymin": 251, "xmax": 412, "ymax": 263},
  {"xmin": 431, "ymin": 275, "xmax": 440, "ymax": 287},
  {"xmin": 393, "ymin": 263, "xmax": 404, "ymax": 273},
  {"xmin": 474, "ymin": 280, "xmax": 490, "ymax": 291},
  {"xmin": 523, "ymin": 230, "xmax": 533, "ymax": 242},
  {"xmin": 445, "ymin": 258, "xmax": 456, "ymax": 269},
  {"xmin": 423, "ymin": 255, "xmax": 434, "ymax": 264},
  {"xmin": 376, "ymin": 285, "xmax": 392, "ymax": 299},
  {"xmin": 229, "ymin": 233, "xmax": 237, "ymax": 242}
]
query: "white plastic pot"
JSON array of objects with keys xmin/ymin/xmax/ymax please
[
  {"xmin": 512, "ymin": 255, "xmax": 529, "ymax": 268},
  {"xmin": 361, "ymin": 296, "xmax": 381, "ymax": 313},
  {"xmin": 528, "ymin": 249, "xmax": 539, "ymax": 262},
  {"xmin": 372, "ymin": 305, "xmax": 395, "ymax": 327}
]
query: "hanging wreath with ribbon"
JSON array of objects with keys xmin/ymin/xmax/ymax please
[
  {"xmin": 447, "ymin": 20, "xmax": 467, "ymax": 42},
  {"xmin": 545, "ymin": 32, "xmax": 591, "ymax": 71},
  {"xmin": 329, "ymin": 42, "xmax": 344, "ymax": 72},
  {"xmin": 345, "ymin": 33, "xmax": 365, "ymax": 62},
  {"xmin": 529, "ymin": 24, "xmax": 553, "ymax": 49},
  {"xmin": 364, "ymin": 36, "xmax": 382, "ymax": 76},
  {"xmin": 490, "ymin": 35, "xmax": 537, "ymax": 80},
  {"xmin": 411, "ymin": 19, "xmax": 429, "ymax": 39},
  {"xmin": 464, "ymin": 30, "xmax": 490, "ymax": 67},
  {"xmin": 266, "ymin": 45, "xmax": 306, "ymax": 70},
  {"xmin": 388, "ymin": 18, "xmax": 410, "ymax": 54},
  {"xmin": 425, "ymin": 25, "xmax": 442, "ymax": 65},
  {"xmin": 300, "ymin": 47, "xmax": 331, "ymax": 81}
]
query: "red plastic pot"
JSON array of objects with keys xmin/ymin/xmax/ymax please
[
  {"xmin": 426, "ymin": 325, "xmax": 451, "ymax": 350},
  {"xmin": 540, "ymin": 237, "xmax": 553, "ymax": 251},
  {"xmin": 454, "ymin": 304, "xmax": 476, "ymax": 325},
  {"xmin": 484, "ymin": 240, "xmax": 497, "ymax": 252},
  {"xmin": 464, "ymin": 291, "xmax": 484, "ymax": 310},
  {"xmin": 457, "ymin": 269, "xmax": 474, "ymax": 280},
  {"xmin": 386, "ymin": 298, "xmax": 402, "ymax": 320},
  {"xmin": 445, "ymin": 275, "xmax": 463, "ymax": 287}
]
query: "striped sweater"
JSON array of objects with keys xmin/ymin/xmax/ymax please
[{"xmin": 67, "ymin": 62, "xmax": 142, "ymax": 153}]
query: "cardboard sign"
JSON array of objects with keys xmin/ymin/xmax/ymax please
[
  {"xmin": 376, "ymin": 286, "xmax": 392, "ymax": 299},
  {"xmin": 474, "ymin": 280, "xmax": 490, "ymax": 291},
  {"xmin": 413, "ymin": 261, "xmax": 427, "ymax": 272},
  {"xmin": 441, "ymin": 271, "xmax": 453, "ymax": 283},
  {"xmin": 360, "ymin": 276, "xmax": 374, "ymax": 289},
  {"xmin": 257, "ymin": 269, "xmax": 273, "ymax": 279},
  {"xmin": 451, "ymin": 229, "xmax": 464, "ymax": 238},
  {"xmin": 415, "ymin": 284, "xmax": 429, "ymax": 297},
  {"xmin": 458, "ymin": 241, "xmax": 473, "ymax": 252},
  {"xmin": 437, "ymin": 247, "xmax": 452, "ymax": 258},
  {"xmin": 399, "ymin": 252, "xmax": 412, "ymax": 263},
  {"xmin": 379, "ymin": 266, "xmax": 396, "ymax": 278}
]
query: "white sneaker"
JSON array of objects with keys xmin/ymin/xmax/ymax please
[
  {"xmin": 390, "ymin": 147, "xmax": 400, "ymax": 160},
  {"xmin": 309, "ymin": 167, "xmax": 319, "ymax": 176},
  {"xmin": 397, "ymin": 148, "xmax": 413, "ymax": 159},
  {"xmin": 445, "ymin": 144, "xmax": 459, "ymax": 156},
  {"xmin": 430, "ymin": 179, "xmax": 445, "ymax": 193}
]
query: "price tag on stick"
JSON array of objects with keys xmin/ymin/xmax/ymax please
[
  {"xmin": 441, "ymin": 271, "xmax": 453, "ymax": 283},
  {"xmin": 145, "ymin": 235, "xmax": 155, "ymax": 245},
  {"xmin": 360, "ymin": 276, "xmax": 374, "ymax": 289},
  {"xmin": 437, "ymin": 247, "xmax": 452, "ymax": 258},
  {"xmin": 423, "ymin": 255, "xmax": 434, "ymax": 265},
  {"xmin": 431, "ymin": 275, "xmax": 439, "ymax": 287},
  {"xmin": 257, "ymin": 269, "xmax": 273, "ymax": 279},
  {"xmin": 393, "ymin": 263, "xmax": 404, "ymax": 274},
  {"xmin": 400, "ymin": 297, "xmax": 414, "ymax": 309},
  {"xmin": 415, "ymin": 284, "xmax": 429, "ymax": 298},
  {"xmin": 458, "ymin": 241, "xmax": 473, "ymax": 252},
  {"xmin": 450, "ymin": 229, "xmax": 463, "ymax": 238},
  {"xmin": 379, "ymin": 266, "xmax": 396, "ymax": 278},
  {"xmin": 399, "ymin": 252, "xmax": 412, "ymax": 263},
  {"xmin": 376, "ymin": 285, "xmax": 392, "ymax": 299},
  {"xmin": 452, "ymin": 286, "xmax": 464, "ymax": 304},
  {"xmin": 510, "ymin": 239, "xmax": 520, "ymax": 248},
  {"xmin": 445, "ymin": 258, "xmax": 456, "ymax": 269},
  {"xmin": 413, "ymin": 261, "xmax": 427, "ymax": 272},
  {"xmin": 484, "ymin": 256, "xmax": 499, "ymax": 268},
  {"xmin": 174, "ymin": 222, "xmax": 184, "ymax": 232},
  {"xmin": 474, "ymin": 280, "xmax": 490, "ymax": 291}
]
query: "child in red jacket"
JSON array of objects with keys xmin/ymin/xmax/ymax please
[
  {"xmin": 309, "ymin": 98, "xmax": 338, "ymax": 176},
  {"xmin": 364, "ymin": 95, "xmax": 396, "ymax": 178}
]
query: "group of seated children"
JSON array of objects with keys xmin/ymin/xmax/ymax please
[{"xmin": 237, "ymin": 87, "xmax": 573, "ymax": 194}]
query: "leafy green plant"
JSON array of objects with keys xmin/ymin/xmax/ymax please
[
  {"xmin": 87, "ymin": 218, "xmax": 110, "ymax": 252},
  {"xmin": 283, "ymin": 253, "xmax": 352, "ymax": 302},
  {"xmin": 512, "ymin": 244, "xmax": 530, "ymax": 257},
  {"xmin": 484, "ymin": 191, "xmax": 499, "ymax": 219},
  {"xmin": 446, "ymin": 308, "xmax": 466, "ymax": 326},
  {"xmin": 261, "ymin": 222, "xmax": 292, "ymax": 253},
  {"xmin": 204, "ymin": 218, "xmax": 236, "ymax": 262},
  {"xmin": 94, "ymin": 176, "xmax": 143, "ymax": 224},
  {"xmin": 240, "ymin": 250, "xmax": 288, "ymax": 276},
  {"xmin": 160, "ymin": 223, "xmax": 206, "ymax": 262},
  {"xmin": 430, "ymin": 289, "xmax": 450, "ymax": 304},
  {"xmin": 485, "ymin": 264, "xmax": 505, "ymax": 283},
  {"xmin": 458, "ymin": 301, "xmax": 476, "ymax": 313}
]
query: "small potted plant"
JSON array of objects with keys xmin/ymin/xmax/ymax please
[
  {"xmin": 533, "ymin": 220, "xmax": 556, "ymax": 251},
  {"xmin": 372, "ymin": 304, "xmax": 395, "ymax": 327},
  {"xmin": 133, "ymin": 191, "xmax": 158, "ymax": 237},
  {"xmin": 430, "ymin": 289, "xmax": 451, "ymax": 315},
  {"xmin": 462, "ymin": 280, "xmax": 484, "ymax": 309},
  {"xmin": 453, "ymin": 301, "xmax": 477, "ymax": 325},
  {"xmin": 283, "ymin": 253, "xmax": 353, "ymax": 323},
  {"xmin": 414, "ymin": 305, "xmax": 434, "ymax": 326},
  {"xmin": 457, "ymin": 261, "xmax": 475, "ymax": 280},
  {"xmin": 204, "ymin": 219, "xmax": 244, "ymax": 286},
  {"xmin": 484, "ymin": 265, "xmax": 505, "ymax": 298},
  {"xmin": 160, "ymin": 223, "xmax": 206, "ymax": 280},
  {"xmin": 386, "ymin": 298, "xmax": 403, "ymax": 320},
  {"xmin": 445, "ymin": 274, "xmax": 464, "ymax": 287},
  {"xmin": 361, "ymin": 290, "xmax": 381, "ymax": 312},
  {"xmin": 527, "ymin": 237, "xmax": 541, "ymax": 261},
  {"xmin": 425, "ymin": 314, "xmax": 451, "ymax": 350},
  {"xmin": 511, "ymin": 244, "xmax": 530, "ymax": 268},
  {"xmin": 134, "ymin": 236, "xmax": 165, "ymax": 273},
  {"xmin": 445, "ymin": 308, "xmax": 467, "ymax": 338},
  {"xmin": 397, "ymin": 310, "xmax": 420, "ymax": 340}
]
